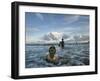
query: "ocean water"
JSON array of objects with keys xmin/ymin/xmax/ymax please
[{"xmin": 25, "ymin": 43, "xmax": 89, "ymax": 68}]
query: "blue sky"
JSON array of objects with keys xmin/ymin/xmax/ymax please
[{"xmin": 25, "ymin": 12, "xmax": 89, "ymax": 44}]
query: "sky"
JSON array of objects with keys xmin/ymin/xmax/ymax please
[{"xmin": 25, "ymin": 12, "xmax": 89, "ymax": 44}]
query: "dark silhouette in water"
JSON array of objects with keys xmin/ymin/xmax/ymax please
[{"xmin": 59, "ymin": 38, "xmax": 64, "ymax": 49}]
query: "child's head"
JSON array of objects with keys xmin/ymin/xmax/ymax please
[{"xmin": 49, "ymin": 45, "xmax": 56, "ymax": 59}]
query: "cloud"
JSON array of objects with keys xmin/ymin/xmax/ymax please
[
  {"xmin": 42, "ymin": 34, "xmax": 51, "ymax": 41},
  {"xmin": 73, "ymin": 35, "xmax": 89, "ymax": 41},
  {"xmin": 26, "ymin": 31, "xmax": 89, "ymax": 44},
  {"xmin": 26, "ymin": 27, "xmax": 40, "ymax": 32},
  {"xmin": 42, "ymin": 32, "xmax": 70, "ymax": 41},
  {"xmin": 73, "ymin": 35, "xmax": 89, "ymax": 42},
  {"xmin": 25, "ymin": 35, "xmax": 33, "ymax": 44},
  {"xmin": 42, "ymin": 32, "xmax": 89, "ymax": 41},
  {"xmin": 49, "ymin": 32, "xmax": 63, "ymax": 40},
  {"xmin": 42, "ymin": 32, "xmax": 63, "ymax": 41},
  {"xmin": 62, "ymin": 34, "xmax": 69, "ymax": 39},
  {"xmin": 64, "ymin": 15, "xmax": 80, "ymax": 25},
  {"xmin": 79, "ymin": 35, "xmax": 89, "ymax": 41},
  {"xmin": 35, "ymin": 13, "xmax": 44, "ymax": 21},
  {"xmin": 63, "ymin": 34, "xmax": 89, "ymax": 43}
]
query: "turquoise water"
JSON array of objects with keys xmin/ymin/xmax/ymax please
[{"xmin": 25, "ymin": 43, "xmax": 89, "ymax": 68}]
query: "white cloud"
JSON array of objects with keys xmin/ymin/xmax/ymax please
[
  {"xmin": 73, "ymin": 35, "xmax": 89, "ymax": 41},
  {"xmin": 41, "ymin": 32, "xmax": 70, "ymax": 43},
  {"xmin": 42, "ymin": 32, "xmax": 89, "ymax": 42},
  {"xmin": 66, "ymin": 34, "xmax": 89, "ymax": 43},
  {"xmin": 49, "ymin": 32, "xmax": 63, "ymax": 40},
  {"xmin": 42, "ymin": 32, "xmax": 63, "ymax": 41},
  {"xmin": 35, "ymin": 13, "xmax": 44, "ymax": 21},
  {"xmin": 64, "ymin": 15, "xmax": 80, "ymax": 25},
  {"xmin": 26, "ymin": 31, "xmax": 89, "ymax": 44},
  {"xmin": 42, "ymin": 34, "xmax": 51, "ymax": 41},
  {"xmin": 62, "ymin": 34, "xmax": 69, "ymax": 39}
]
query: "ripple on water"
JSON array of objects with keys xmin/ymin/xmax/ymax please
[{"xmin": 25, "ymin": 43, "xmax": 89, "ymax": 68}]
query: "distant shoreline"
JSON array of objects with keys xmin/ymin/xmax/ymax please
[{"xmin": 26, "ymin": 42, "xmax": 89, "ymax": 46}]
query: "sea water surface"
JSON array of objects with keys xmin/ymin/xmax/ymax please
[{"xmin": 25, "ymin": 43, "xmax": 89, "ymax": 68}]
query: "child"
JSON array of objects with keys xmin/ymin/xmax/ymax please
[{"xmin": 46, "ymin": 45, "xmax": 58, "ymax": 63}]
